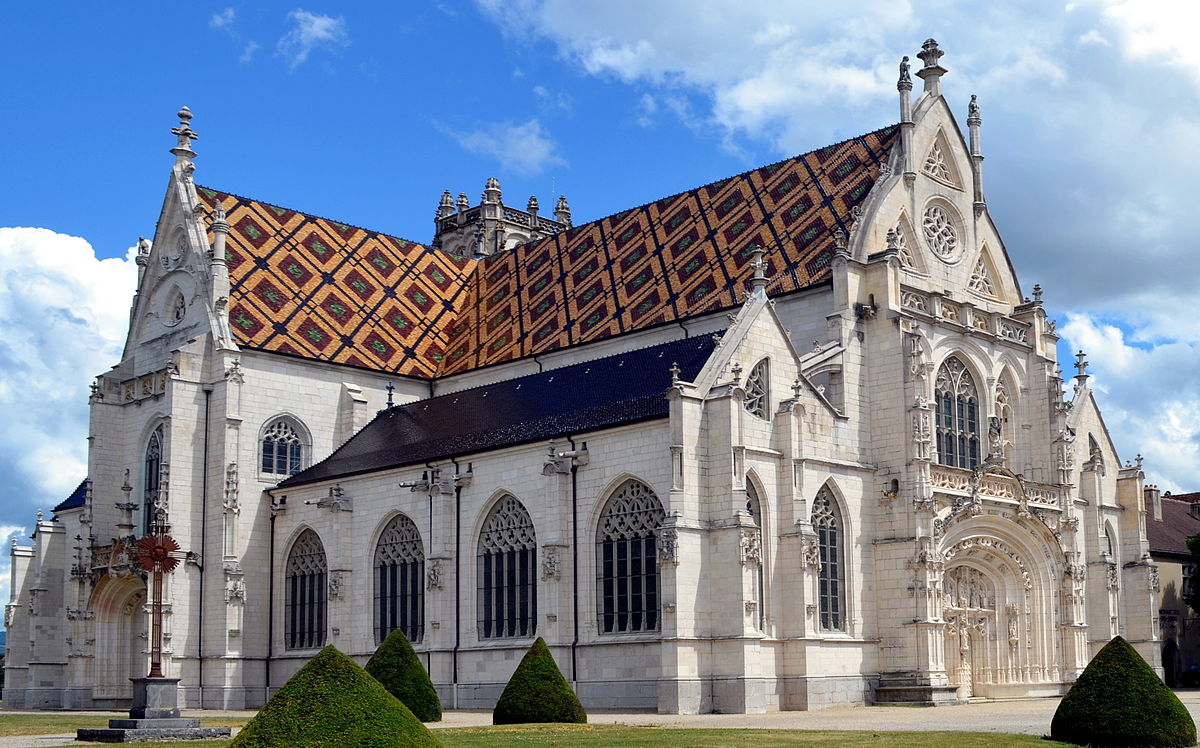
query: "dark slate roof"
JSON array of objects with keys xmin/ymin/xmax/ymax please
[
  {"xmin": 279, "ymin": 334, "xmax": 718, "ymax": 488},
  {"xmin": 52, "ymin": 479, "xmax": 88, "ymax": 513},
  {"xmin": 1148, "ymin": 497, "xmax": 1200, "ymax": 558}
]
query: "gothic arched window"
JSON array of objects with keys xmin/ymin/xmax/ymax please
[
  {"xmin": 477, "ymin": 495, "xmax": 537, "ymax": 639},
  {"xmin": 811, "ymin": 486, "xmax": 845, "ymax": 631},
  {"xmin": 744, "ymin": 359, "xmax": 769, "ymax": 419},
  {"xmin": 746, "ymin": 481, "xmax": 766, "ymax": 630},
  {"xmin": 285, "ymin": 529, "xmax": 327, "ymax": 650},
  {"xmin": 143, "ymin": 425, "xmax": 163, "ymax": 535},
  {"xmin": 261, "ymin": 418, "xmax": 306, "ymax": 477},
  {"xmin": 935, "ymin": 356, "xmax": 980, "ymax": 469},
  {"xmin": 597, "ymin": 479, "xmax": 665, "ymax": 634},
  {"xmin": 374, "ymin": 514, "xmax": 424, "ymax": 645}
]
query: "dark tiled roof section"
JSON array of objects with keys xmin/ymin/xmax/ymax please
[
  {"xmin": 1148, "ymin": 497, "xmax": 1200, "ymax": 556},
  {"xmin": 279, "ymin": 335, "xmax": 717, "ymax": 487},
  {"xmin": 53, "ymin": 479, "xmax": 88, "ymax": 513},
  {"xmin": 1163, "ymin": 492, "xmax": 1200, "ymax": 503},
  {"xmin": 444, "ymin": 124, "xmax": 899, "ymax": 374},
  {"xmin": 196, "ymin": 187, "xmax": 476, "ymax": 378}
]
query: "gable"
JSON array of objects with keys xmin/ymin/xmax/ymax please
[{"xmin": 197, "ymin": 124, "xmax": 898, "ymax": 380}]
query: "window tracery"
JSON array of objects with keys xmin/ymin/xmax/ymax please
[
  {"xmin": 261, "ymin": 418, "xmax": 305, "ymax": 476},
  {"xmin": 922, "ymin": 205, "xmax": 959, "ymax": 259},
  {"xmin": 374, "ymin": 514, "xmax": 424, "ymax": 644},
  {"xmin": 744, "ymin": 359, "xmax": 769, "ymax": 420},
  {"xmin": 143, "ymin": 426, "xmax": 163, "ymax": 535},
  {"xmin": 477, "ymin": 495, "xmax": 536, "ymax": 639},
  {"xmin": 968, "ymin": 256, "xmax": 996, "ymax": 296},
  {"xmin": 935, "ymin": 356, "xmax": 980, "ymax": 469},
  {"xmin": 285, "ymin": 529, "xmax": 327, "ymax": 650},
  {"xmin": 811, "ymin": 486, "xmax": 844, "ymax": 631},
  {"xmin": 894, "ymin": 225, "xmax": 918, "ymax": 270},
  {"xmin": 598, "ymin": 480, "xmax": 665, "ymax": 634},
  {"xmin": 923, "ymin": 142, "xmax": 953, "ymax": 183}
]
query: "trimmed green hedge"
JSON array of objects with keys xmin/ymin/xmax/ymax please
[
  {"xmin": 366, "ymin": 629, "xmax": 442, "ymax": 722},
  {"xmin": 1051, "ymin": 635, "xmax": 1195, "ymax": 748},
  {"xmin": 230, "ymin": 644, "xmax": 440, "ymax": 747},
  {"xmin": 493, "ymin": 637, "xmax": 586, "ymax": 725}
]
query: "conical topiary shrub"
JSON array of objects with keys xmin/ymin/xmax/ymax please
[
  {"xmin": 493, "ymin": 637, "xmax": 586, "ymax": 725},
  {"xmin": 1051, "ymin": 635, "xmax": 1195, "ymax": 748},
  {"xmin": 231, "ymin": 645, "xmax": 441, "ymax": 748},
  {"xmin": 366, "ymin": 629, "xmax": 442, "ymax": 722}
]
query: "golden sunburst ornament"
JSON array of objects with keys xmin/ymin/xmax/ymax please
[{"xmin": 135, "ymin": 534, "xmax": 181, "ymax": 573}]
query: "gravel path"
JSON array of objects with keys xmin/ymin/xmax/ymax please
[{"xmin": 6, "ymin": 691, "xmax": 1200, "ymax": 747}]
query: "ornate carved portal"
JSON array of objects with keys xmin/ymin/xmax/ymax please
[{"xmin": 943, "ymin": 565, "xmax": 994, "ymax": 699}]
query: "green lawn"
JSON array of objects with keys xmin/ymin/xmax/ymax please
[{"xmin": 0, "ymin": 716, "xmax": 1076, "ymax": 748}]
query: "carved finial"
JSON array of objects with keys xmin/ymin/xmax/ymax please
[
  {"xmin": 1136, "ymin": 453, "xmax": 1144, "ymax": 469},
  {"xmin": 1032, "ymin": 284, "xmax": 1043, "ymax": 303},
  {"xmin": 438, "ymin": 190, "xmax": 455, "ymax": 217},
  {"xmin": 211, "ymin": 202, "xmax": 229, "ymax": 236},
  {"xmin": 749, "ymin": 244, "xmax": 768, "ymax": 292},
  {"xmin": 170, "ymin": 106, "xmax": 198, "ymax": 162},
  {"xmin": 456, "ymin": 192, "xmax": 470, "ymax": 212},
  {"xmin": 915, "ymin": 39, "xmax": 948, "ymax": 95},
  {"xmin": 555, "ymin": 195, "xmax": 572, "ymax": 227},
  {"xmin": 1074, "ymin": 350, "xmax": 1089, "ymax": 378},
  {"xmin": 792, "ymin": 378, "xmax": 802, "ymax": 399},
  {"xmin": 898, "ymin": 55, "xmax": 912, "ymax": 90},
  {"xmin": 527, "ymin": 195, "xmax": 539, "ymax": 214},
  {"xmin": 385, "ymin": 382, "xmax": 395, "ymax": 409},
  {"xmin": 670, "ymin": 361, "xmax": 681, "ymax": 383},
  {"xmin": 731, "ymin": 361, "xmax": 743, "ymax": 379},
  {"xmin": 833, "ymin": 227, "xmax": 849, "ymax": 258},
  {"xmin": 483, "ymin": 177, "xmax": 502, "ymax": 204},
  {"xmin": 886, "ymin": 228, "xmax": 900, "ymax": 253},
  {"xmin": 968, "ymin": 94, "xmax": 981, "ymax": 125},
  {"xmin": 36, "ymin": 509, "xmax": 43, "ymax": 522}
]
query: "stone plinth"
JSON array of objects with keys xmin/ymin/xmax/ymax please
[{"xmin": 75, "ymin": 677, "xmax": 232, "ymax": 743}]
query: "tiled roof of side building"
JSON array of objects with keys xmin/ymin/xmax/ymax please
[
  {"xmin": 198, "ymin": 123, "xmax": 897, "ymax": 379},
  {"xmin": 1147, "ymin": 497, "xmax": 1200, "ymax": 556},
  {"xmin": 278, "ymin": 334, "xmax": 717, "ymax": 488},
  {"xmin": 52, "ymin": 479, "xmax": 88, "ymax": 514}
]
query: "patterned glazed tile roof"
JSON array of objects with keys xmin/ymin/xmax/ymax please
[
  {"xmin": 279, "ymin": 334, "xmax": 717, "ymax": 487},
  {"xmin": 197, "ymin": 123, "xmax": 897, "ymax": 378}
]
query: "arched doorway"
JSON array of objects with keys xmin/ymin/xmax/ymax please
[
  {"xmin": 1163, "ymin": 641, "xmax": 1179, "ymax": 688},
  {"xmin": 89, "ymin": 573, "xmax": 148, "ymax": 706},
  {"xmin": 943, "ymin": 565, "xmax": 995, "ymax": 699}
]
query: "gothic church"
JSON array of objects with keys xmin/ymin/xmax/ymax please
[{"xmin": 4, "ymin": 40, "xmax": 1161, "ymax": 713}]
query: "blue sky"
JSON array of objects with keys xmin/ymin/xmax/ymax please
[{"xmin": 3, "ymin": 1, "xmax": 1200, "ymax": 603}]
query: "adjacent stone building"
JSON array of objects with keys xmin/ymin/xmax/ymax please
[{"xmin": 4, "ymin": 40, "xmax": 1161, "ymax": 713}]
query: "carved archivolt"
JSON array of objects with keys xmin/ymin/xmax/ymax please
[{"xmin": 943, "ymin": 536, "xmax": 1033, "ymax": 590}]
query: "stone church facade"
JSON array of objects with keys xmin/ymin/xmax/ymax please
[{"xmin": 5, "ymin": 40, "xmax": 1161, "ymax": 713}]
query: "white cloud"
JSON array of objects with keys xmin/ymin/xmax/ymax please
[
  {"xmin": 1077, "ymin": 29, "xmax": 1109, "ymax": 45},
  {"xmin": 277, "ymin": 9, "xmax": 349, "ymax": 70},
  {"xmin": 240, "ymin": 41, "xmax": 261, "ymax": 64},
  {"xmin": 1059, "ymin": 312, "xmax": 1200, "ymax": 493},
  {"xmin": 446, "ymin": 119, "xmax": 566, "ymax": 175},
  {"xmin": 210, "ymin": 8, "xmax": 235, "ymax": 29},
  {"xmin": 0, "ymin": 228, "xmax": 138, "ymax": 519},
  {"xmin": 1090, "ymin": 0, "xmax": 1200, "ymax": 84}
]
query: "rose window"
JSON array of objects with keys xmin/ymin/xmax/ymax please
[{"xmin": 922, "ymin": 205, "xmax": 959, "ymax": 259}]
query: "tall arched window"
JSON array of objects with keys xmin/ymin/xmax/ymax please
[
  {"xmin": 597, "ymin": 479, "xmax": 665, "ymax": 634},
  {"xmin": 285, "ymin": 529, "xmax": 327, "ymax": 650},
  {"xmin": 811, "ymin": 486, "xmax": 845, "ymax": 631},
  {"xmin": 261, "ymin": 418, "xmax": 306, "ymax": 477},
  {"xmin": 935, "ymin": 356, "xmax": 980, "ymax": 469},
  {"xmin": 374, "ymin": 514, "xmax": 424, "ymax": 645},
  {"xmin": 143, "ymin": 426, "xmax": 163, "ymax": 535},
  {"xmin": 746, "ymin": 481, "xmax": 766, "ymax": 630},
  {"xmin": 477, "ymin": 495, "xmax": 537, "ymax": 639},
  {"xmin": 744, "ymin": 359, "xmax": 770, "ymax": 419}
]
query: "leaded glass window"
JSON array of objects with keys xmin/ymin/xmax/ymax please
[
  {"xmin": 744, "ymin": 359, "xmax": 769, "ymax": 419},
  {"xmin": 374, "ymin": 514, "xmax": 424, "ymax": 644},
  {"xmin": 935, "ymin": 356, "xmax": 980, "ymax": 469},
  {"xmin": 597, "ymin": 480, "xmax": 665, "ymax": 634},
  {"xmin": 477, "ymin": 495, "xmax": 537, "ymax": 639},
  {"xmin": 143, "ymin": 426, "xmax": 163, "ymax": 535},
  {"xmin": 747, "ymin": 482, "xmax": 765, "ymax": 630},
  {"xmin": 262, "ymin": 419, "xmax": 304, "ymax": 476},
  {"xmin": 285, "ymin": 529, "xmax": 327, "ymax": 650},
  {"xmin": 811, "ymin": 486, "xmax": 844, "ymax": 631}
]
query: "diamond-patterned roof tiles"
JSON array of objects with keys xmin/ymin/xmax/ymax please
[{"xmin": 196, "ymin": 123, "xmax": 897, "ymax": 379}]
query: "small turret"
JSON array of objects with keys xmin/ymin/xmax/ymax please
[
  {"xmin": 915, "ymin": 38, "xmax": 947, "ymax": 97},
  {"xmin": 483, "ymin": 177, "xmax": 502, "ymax": 205},
  {"xmin": 438, "ymin": 190, "xmax": 455, "ymax": 218},
  {"xmin": 527, "ymin": 195, "xmax": 540, "ymax": 222},
  {"xmin": 456, "ymin": 192, "xmax": 470, "ymax": 213},
  {"xmin": 433, "ymin": 184, "xmax": 571, "ymax": 257},
  {"xmin": 555, "ymin": 195, "xmax": 572, "ymax": 228}
]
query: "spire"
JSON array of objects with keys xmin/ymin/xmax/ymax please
[
  {"xmin": 170, "ymin": 106, "xmax": 198, "ymax": 166},
  {"xmin": 555, "ymin": 195, "xmax": 572, "ymax": 228},
  {"xmin": 915, "ymin": 38, "xmax": 947, "ymax": 97},
  {"xmin": 438, "ymin": 190, "xmax": 455, "ymax": 218},
  {"xmin": 967, "ymin": 94, "xmax": 985, "ymax": 212}
]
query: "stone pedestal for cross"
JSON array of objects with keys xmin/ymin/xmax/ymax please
[{"xmin": 76, "ymin": 677, "xmax": 233, "ymax": 743}]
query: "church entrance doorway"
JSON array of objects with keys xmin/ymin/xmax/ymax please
[
  {"xmin": 943, "ymin": 565, "xmax": 995, "ymax": 699},
  {"xmin": 89, "ymin": 574, "xmax": 148, "ymax": 707}
]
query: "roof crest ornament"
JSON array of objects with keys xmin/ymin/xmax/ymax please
[
  {"xmin": 170, "ymin": 106, "xmax": 198, "ymax": 166},
  {"xmin": 915, "ymin": 38, "xmax": 948, "ymax": 96}
]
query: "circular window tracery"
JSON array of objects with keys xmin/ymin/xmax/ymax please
[{"xmin": 922, "ymin": 204, "xmax": 960, "ymax": 261}]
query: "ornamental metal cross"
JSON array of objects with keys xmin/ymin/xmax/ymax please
[{"xmin": 135, "ymin": 508, "xmax": 183, "ymax": 679}]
